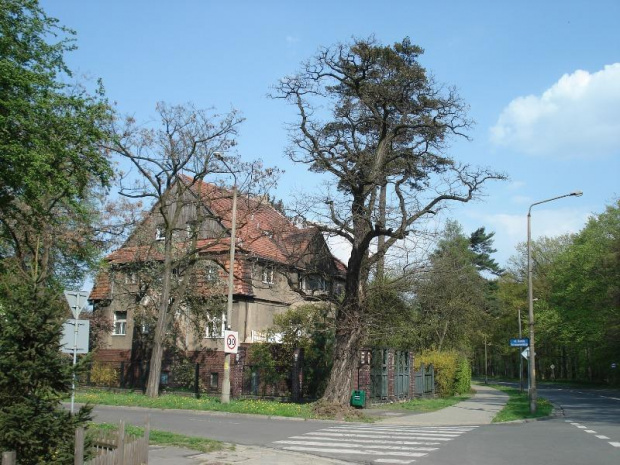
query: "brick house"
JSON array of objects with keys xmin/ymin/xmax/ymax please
[{"xmin": 88, "ymin": 177, "xmax": 345, "ymax": 392}]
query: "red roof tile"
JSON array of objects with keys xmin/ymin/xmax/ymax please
[{"xmin": 90, "ymin": 177, "xmax": 345, "ymax": 301}]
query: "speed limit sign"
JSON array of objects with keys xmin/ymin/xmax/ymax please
[{"xmin": 224, "ymin": 330, "xmax": 238, "ymax": 354}]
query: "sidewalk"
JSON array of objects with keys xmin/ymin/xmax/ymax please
[{"xmin": 149, "ymin": 384, "xmax": 508, "ymax": 465}]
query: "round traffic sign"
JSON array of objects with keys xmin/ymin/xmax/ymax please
[{"xmin": 226, "ymin": 333, "xmax": 237, "ymax": 350}]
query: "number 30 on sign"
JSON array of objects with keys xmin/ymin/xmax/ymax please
[{"xmin": 224, "ymin": 330, "xmax": 238, "ymax": 354}]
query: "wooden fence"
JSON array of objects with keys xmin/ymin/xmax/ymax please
[{"xmin": 2, "ymin": 419, "xmax": 149, "ymax": 465}]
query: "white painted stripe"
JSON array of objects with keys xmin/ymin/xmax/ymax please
[
  {"xmin": 282, "ymin": 446, "xmax": 427, "ymax": 457},
  {"xmin": 327, "ymin": 428, "xmax": 461, "ymax": 438},
  {"xmin": 576, "ymin": 425, "xmax": 587, "ymax": 429},
  {"xmin": 346, "ymin": 425, "xmax": 478, "ymax": 430},
  {"xmin": 609, "ymin": 442, "xmax": 620, "ymax": 448},
  {"xmin": 374, "ymin": 460, "xmax": 416, "ymax": 464},
  {"xmin": 569, "ymin": 422, "xmax": 581, "ymax": 426},
  {"xmin": 274, "ymin": 440, "xmax": 437, "ymax": 452},
  {"xmin": 336, "ymin": 426, "xmax": 476, "ymax": 432},
  {"xmin": 584, "ymin": 430, "xmax": 597, "ymax": 433},
  {"xmin": 289, "ymin": 435, "xmax": 441, "ymax": 446},
  {"xmin": 305, "ymin": 432, "xmax": 453, "ymax": 441},
  {"xmin": 596, "ymin": 435, "xmax": 610, "ymax": 439}
]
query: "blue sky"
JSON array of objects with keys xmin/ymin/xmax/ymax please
[{"xmin": 42, "ymin": 0, "xmax": 620, "ymax": 267}]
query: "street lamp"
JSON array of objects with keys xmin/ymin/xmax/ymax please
[{"xmin": 527, "ymin": 190, "xmax": 582, "ymax": 413}]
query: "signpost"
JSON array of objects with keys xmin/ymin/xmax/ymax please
[
  {"xmin": 510, "ymin": 338, "xmax": 530, "ymax": 347},
  {"xmin": 63, "ymin": 290, "xmax": 89, "ymax": 414},
  {"xmin": 224, "ymin": 330, "xmax": 238, "ymax": 354}
]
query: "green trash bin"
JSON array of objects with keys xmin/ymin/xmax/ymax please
[{"xmin": 350, "ymin": 389, "xmax": 366, "ymax": 408}]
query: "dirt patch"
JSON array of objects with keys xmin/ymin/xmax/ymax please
[{"xmin": 311, "ymin": 399, "xmax": 367, "ymax": 421}]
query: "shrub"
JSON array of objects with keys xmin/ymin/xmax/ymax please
[
  {"xmin": 418, "ymin": 351, "xmax": 470, "ymax": 397},
  {"xmin": 89, "ymin": 362, "xmax": 120, "ymax": 387}
]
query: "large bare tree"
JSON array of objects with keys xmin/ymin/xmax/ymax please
[
  {"xmin": 104, "ymin": 102, "xmax": 274, "ymax": 396},
  {"xmin": 274, "ymin": 37, "xmax": 505, "ymax": 405}
]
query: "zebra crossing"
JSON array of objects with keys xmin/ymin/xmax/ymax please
[{"xmin": 273, "ymin": 424, "xmax": 479, "ymax": 464}]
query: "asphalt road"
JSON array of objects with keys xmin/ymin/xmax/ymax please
[
  {"xmin": 420, "ymin": 383, "xmax": 620, "ymax": 465},
  {"xmin": 89, "ymin": 384, "xmax": 620, "ymax": 464}
]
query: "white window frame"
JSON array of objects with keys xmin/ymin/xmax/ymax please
[
  {"xmin": 205, "ymin": 312, "xmax": 226, "ymax": 339},
  {"xmin": 113, "ymin": 311, "xmax": 127, "ymax": 336},
  {"xmin": 155, "ymin": 226, "xmax": 165, "ymax": 241},
  {"xmin": 302, "ymin": 274, "xmax": 327, "ymax": 292},
  {"xmin": 262, "ymin": 266, "xmax": 274, "ymax": 285}
]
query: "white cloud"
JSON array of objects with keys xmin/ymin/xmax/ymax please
[{"xmin": 490, "ymin": 64, "xmax": 620, "ymax": 159}]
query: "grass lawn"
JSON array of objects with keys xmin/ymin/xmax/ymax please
[
  {"xmin": 89, "ymin": 422, "xmax": 230, "ymax": 453},
  {"xmin": 489, "ymin": 384, "xmax": 554, "ymax": 422},
  {"xmin": 76, "ymin": 389, "xmax": 333, "ymax": 420},
  {"xmin": 368, "ymin": 394, "xmax": 471, "ymax": 413}
]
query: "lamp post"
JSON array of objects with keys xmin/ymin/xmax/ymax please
[
  {"xmin": 518, "ymin": 308, "xmax": 523, "ymax": 393},
  {"xmin": 527, "ymin": 190, "xmax": 582, "ymax": 413},
  {"xmin": 216, "ymin": 153, "xmax": 238, "ymax": 404}
]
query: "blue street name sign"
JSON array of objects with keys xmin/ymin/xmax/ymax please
[{"xmin": 510, "ymin": 338, "xmax": 530, "ymax": 347}]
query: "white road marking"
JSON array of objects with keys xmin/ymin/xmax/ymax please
[
  {"xmin": 584, "ymin": 430, "xmax": 597, "ymax": 433},
  {"xmin": 576, "ymin": 425, "xmax": 587, "ymax": 429},
  {"xmin": 281, "ymin": 446, "xmax": 427, "ymax": 457},
  {"xmin": 275, "ymin": 440, "xmax": 437, "ymax": 452},
  {"xmin": 305, "ymin": 431, "xmax": 454, "ymax": 441},
  {"xmin": 609, "ymin": 442, "xmax": 620, "ymax": 448},
  {"xmin": 289, "ymin": 435, "xmax": 441, "ymax": 446},
  {"xmin": 596, "ymin": 435, "xmax": 610, "ymax": 439},
  {"xmin": 374, "ymin": 460, "xmax": 416, "ymax": 464},
  {"xmin": 327, "ymin": 427, "xmax": 461, "ymax": 437}
]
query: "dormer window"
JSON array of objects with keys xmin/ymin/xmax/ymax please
[
  {"xmin": 155, "ymin": 225, "xmax": 165, "ymax": 241},
  {"xmin": 262, "ymin": 266, "xmax": 274, "ymax": 285}
]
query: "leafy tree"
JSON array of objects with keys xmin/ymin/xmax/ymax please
[
  {"xmin": 547, "ymin": 200, "xmax": 620, "ymax": 380},
  {"xmin": 271, "ymin": 304, "xmax": 335, "ymax": 398},
  {"xmin": 0, "ymin": 1, "xmax": 113, "ymax": 460},
  {"xmin": 273, "ymin": 37, "xmax": 505, "ymax": 404},
  {"xmin": 413, "ymin": 221, "xmax": 490, "ymax": 352}
]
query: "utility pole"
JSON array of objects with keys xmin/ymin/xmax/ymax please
[
  {"xmin": 221, "ymin": 184, "xmax": 237, "ymax": 404},
  {"xmin": 519, "ymin": 308, "xmax": 523, "ymax": 393}
]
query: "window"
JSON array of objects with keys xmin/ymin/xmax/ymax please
[
  {"xmin": 262, "ymin": 266, "xmax": 274, "ymax": 285},
  {"xmin": 155, "ymin": 225, "xmax": 165, "ymax": 241},
  {"xmin": 205, "ymin": 264, "xmax": 219, "ymax": 283},
  {"xmin": 186, "ymin": 221, "xmax": 198, "ymax": 238},
  {"xmin": 210, "ymin": 372, "xmax": 219, "ymax": 389},
  {"xmin": 205, "ymin": 312, "xmax": 226, "ymax": 338},
  {"xmin": 113, "ymin": 311, "xmax": 127, "ymax": 335},
  {"xmin": 302, "ymin": 274, "xmax": 327, "ymax": 292}
]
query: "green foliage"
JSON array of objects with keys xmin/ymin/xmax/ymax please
[
  {"xmin": 270, "ymin": 304, "xmax": 335, "ymax": 398},
  {"xmin": 247, "ymin": 343, "xmax": 287, "ymax": 396},
  {"xmin": 364, "ymin": 276, "xmax": 418, "ymax": 350},
  {"xmin": 454, "ymin": 356, "xmax": 472, "ymax": 395},
  {"xmin": 417, "ymin": 350, "xmax": 470, "ymax": 397},
  {"xmin": 0, "ymin": 275, "xmax": 92, "ymax": 463},
  {"xmin": 414, "ymin": 221, "xmax": 496, "ymax": 353}
]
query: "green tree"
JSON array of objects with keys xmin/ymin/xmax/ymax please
[
  {"xmin": 548, "ymin": 200, "xmax": 620, "ymax": 381},
  {"xmin": 413, "ymin": 221, "xmax": 491, "ymax": 352},
  {"xmin": 0, "ymin": 1, "xmax": 113, "ymax": 461},
  {"xmin": 273, "ymin": 37, "xmax": 505, "ymax": 405}
]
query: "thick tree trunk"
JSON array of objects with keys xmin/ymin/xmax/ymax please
[{"xmin": 321, "ymin": 310, "xmax": 363, "ymax": 404}]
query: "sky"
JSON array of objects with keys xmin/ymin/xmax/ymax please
[{"xmin": 41, "ymin": 0, "xmax": 620, "ymax": 267}]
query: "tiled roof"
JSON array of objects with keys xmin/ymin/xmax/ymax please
[{"xmin": 90, "ymin": 177, "xmax": 344, "ymax": 301}]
